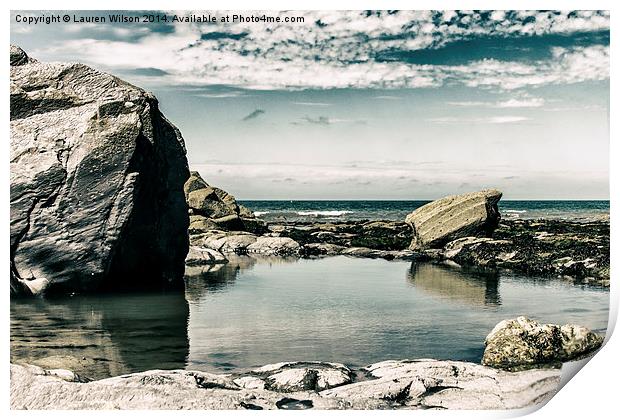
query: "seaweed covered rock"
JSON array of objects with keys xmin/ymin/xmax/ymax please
[
  {"xmin": 10, "ymin": 46, "xmax": 190, "ymax": 295},
  {"xmin": 406, "ymin": 189, "xmax": 502, "ymax": 250},
  {"xmin": 440, "ymin": 219, "xmax": 610, "ymax": 283},
  {"xmin": 481, "ymin": 317, "xmax": 604, "ymax": 370}
]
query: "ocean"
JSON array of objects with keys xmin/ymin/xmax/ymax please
[{"xmin": 238, "ymin": 200, "xmax": 610, "ymax": 223}]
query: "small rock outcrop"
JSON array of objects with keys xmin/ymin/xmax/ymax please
[
  {"xmin": 406, "ymin": 189, "xmax": 502, "ymax": 250},
  {"xmin": 481, "ymin": 317, "xmax": 604, "ymax": 370},
  {"xmin": 10, "ymin": 46, "xmax": 190, "ymax": 295},
  {"xmin": 185, "ymin": 171, "xmax": 266, "ymax": 235}
]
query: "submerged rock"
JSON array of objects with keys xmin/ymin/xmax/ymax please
[
  {"xmin": 10, "ymin": 46, "xmax": 189, "ymax": 295},
  {"xmin": 481, "ymin": 317, "xmax": 604, "ymax": 370},
  {"xmin": 406, "ymin": 189, "xmax": 502, "ymax": 250}
]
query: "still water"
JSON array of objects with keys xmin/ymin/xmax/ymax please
[{"xmin": 11, "ymin": 256, "xmax": 609, "ymax": 380}]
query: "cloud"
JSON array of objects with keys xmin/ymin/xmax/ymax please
[
  {"xmin": 241, "ymin": 109, "xmax": 265, "ymax": 121},
  {"xmin": 21, "ymin": 10, "xmax": 609, "ymax": 90},
  {"xmin": 448, "ymin": 96, "xmax": 545, "ymax": 108},
  {"xmin": 292, "ymin": 102, "xmax": 332, "ymax": 107},
  {"xmin": 428, "ymin": 116, "xmax": 530, "ymax": 124},
  {"xmin": 292, "ymin": 116, "xmax": 366, "ymax": 126},
  {"xmin": 496, "ymin": 98, "xmax": 545, "ymax": 108}
]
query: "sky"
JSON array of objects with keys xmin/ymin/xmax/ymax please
[{"xmin": 10, "ymin": 10, "xmax": 610, "ymax": 199}]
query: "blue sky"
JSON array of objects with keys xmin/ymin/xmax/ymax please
[{"xmin": 11, "ymin": 10, "xmax": 610, "ymax": 199}]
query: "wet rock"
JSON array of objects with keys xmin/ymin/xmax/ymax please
[
  {"xmin": 247, "ymin": 237, "xmax": 300, "ymax": 256},
  {"xmin": 440, "ymin": 219, "xmax": 610, "ymax": 283},
  {"xmin": 321, "ymin": 359, "xmax": 560, "ymax": 409},
  {"xmin": 185, "ymin": 246, "xmax": 228, "ymax": 266},
  {"xmin": 481, "ymin": 317, "xmax": 604, "ymax": 370},
  {"xmin": 10, "ymin": 46, "xmax": 189, "ymax": 295},
  {"xmin": 406, "ymin": 189, "xmax": 502, "ymax": 250},
  {"xmin": 275, "ymin": 220, "xmax": 411, "ymax": 251}
]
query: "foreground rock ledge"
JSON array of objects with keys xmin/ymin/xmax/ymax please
[
  {"xmin": 11, "ymin": 359, "xmax": 560, "ymax": 410},
  {"xmin": 10, "ymin": 45, "xmax": 190, "ymax": 295}
]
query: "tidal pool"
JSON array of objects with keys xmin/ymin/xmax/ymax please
[{"xmin": 11, "ymin": 256, "xmax": 609, "ymax": 379}]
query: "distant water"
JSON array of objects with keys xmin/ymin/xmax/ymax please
[
  {"xmin": 11, "ymin": 257, "xmax": 609, "ymax": 379},
  {"xmin": 239, "ymin": 200, "xmax": 610, "ymax": 223}
]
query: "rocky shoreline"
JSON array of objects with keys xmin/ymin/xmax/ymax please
[
  {"xmin": 11, "ymin": 317, "xmax": 603, "ymax": 410},
  {"xmin": 11, "ymin": 359, "xmax": 561, "ymax": 410},
  {"xmin": 184, "ymin": 173, "xmax": 610, "ymax": 287}
]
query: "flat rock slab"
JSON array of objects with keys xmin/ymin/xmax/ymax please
[
  {"xmin": 11, "ymin": 358, "xmax": 560, "ymax": 410},
  {"xmin": 406, "ymin": 189, "xmax": 502, "ymax": 250}
]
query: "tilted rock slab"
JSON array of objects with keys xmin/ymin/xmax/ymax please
[
  {"xmin": 482, "ymin": 317, "xmax": 604, "ymax": 370},
  {"xmin": 11, "ymin": 358, "xmax": 560, "ymax": 410},
  {"xmin": 406, "ymin": 189, "xmax": 502, "ymax": 250},
  {"xmin": 10, "ymin": 46, "xmax": 189, "ymax": 295}
]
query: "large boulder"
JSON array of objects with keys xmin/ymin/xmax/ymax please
[
  {"xmin": 481, "ymin": 317, "xmax": 604, "ymax": 370},
  {"xmin": 10, "ymin": 46, "xmax": 190, "ymax": 295},
  {"xmin": 184, "ymin": 171, "xmax": 266, "ymax": 234},
  {"xmin": 406, "ymin": 189, "xmax": 502, "ymax": 250}
]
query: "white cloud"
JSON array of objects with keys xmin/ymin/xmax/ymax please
[
  {"xmin": 428, "ymin": 116, "xmax": 530, "ymax": 124},
  {"xmin": 448, "ymin": 96, "xmax": 545, "ymax": 108},
  {"xmin": 27, "ymin": 11, "xmax": 609, "ymax": 91}
]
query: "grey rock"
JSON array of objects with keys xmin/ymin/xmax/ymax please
[
  {"xmin": 10, "ymin": 46, "xmax": 189, "ymax": 295},
  {"xmin": 340, "ymin": 247, "xmax": 419, "ymax": 261},
  {"xmin": 251, "ymin": 361, "xmax": 352, "ymax": 392},
  {"xmin": 185, "ymin": 246, "xmax": 228, "ymax": 267},
  {"xmin": 10, "ymin": 363, "xmax": 377, "ymax": 410},
  {"xmin": 10, "ymin": 45, "xmax": 32, "ymax": 66},
  {"xmin": 481, "ymin": 317, "xmax": 604, "ymax": 370},
  {"xmin": 10, "ymin": 357, "xmax": 561, "ymax": 410},
  {"xmin": 246, "ymin": 237, "xmax": 300, "ymax": 256},
  {"xmin": 184, "ymin": 171, "xmax": 266, "ymax": 236},
  {"xmin": 202, "ymin": 232, "xmax": 259, "ymax": 253},
  {"xmin": 406, "ymin": 189, "xmax": 502, "ymax": 250},
  {"xmin": 321, "ymin": 359, "xmax": 560, "ymax": 409}
]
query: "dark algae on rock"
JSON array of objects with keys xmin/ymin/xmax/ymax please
[
  {"xmin": 10, "ymin": 45, "xmax": 190, "ymax": 296},
  {"xmin": 444, "ymin": 219, "xmax": 610, "ymax": 283}
]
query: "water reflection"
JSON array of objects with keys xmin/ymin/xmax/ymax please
[
  {"xmin": 184, "ymin": 255, "xmax": 299, "ymax": 302},
  {"xmin": 407, "ymin": 262, "xmax": 501, "ymax": 307},
  {"xmin": 10, "ymin": 292, "xmax": 189, "ymax": 380}
]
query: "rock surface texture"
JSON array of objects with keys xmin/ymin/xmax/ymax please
[
  {"xmin": 482, "ymin": 317, "xmax": 604, "ymax": 370},
  {"xmin": 406, "ymin": 189, "xmax": 502, "ymax": 250},
  {"xmin": 10, "ymin": 359, "xmax": 560, "ymax": 410},
  {"xmin": 10, "ymin": 46, "xmax": 189, "ymax": 295}
]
